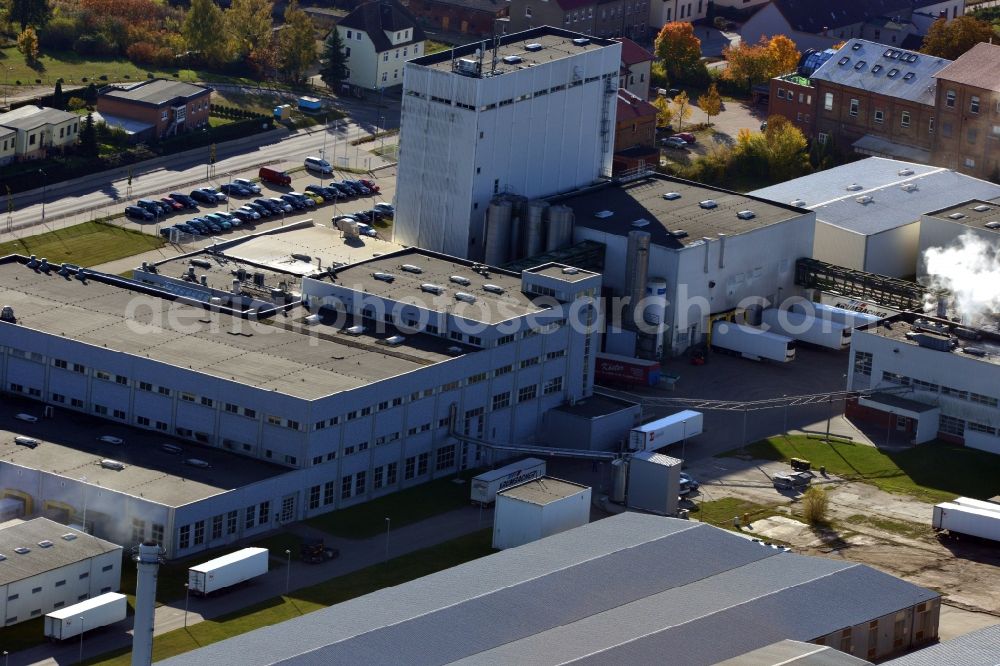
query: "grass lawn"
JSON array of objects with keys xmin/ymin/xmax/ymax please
[
  {"xmin": 85, "ymin": 530, "xmax": 494, "ymax": 665},
  {"xmin": 843, "ymin": 513, "xmax": 933, "ymax": 540},
  {"xmin": 722, "ymin": 436, "xmax": 1000, "ymax": 503},
  {"xmin": 306, "ymin": 471, "xmax": 480, "ymax": 539},
  {"xmin": 424, "ymin": 40, "xmax": 452, "ymax": 55},
  {"xmin": 691, "ymin": 497, "xmax": 786, "ymax": 531},
  {"xmin": 0, "ymin": 221, "xmax": 164, "ymax": 266},
  {"xmin": 0, "ymin": 47, "xmax": 257, "ymax": 90}
]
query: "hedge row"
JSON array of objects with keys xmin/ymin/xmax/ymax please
[{"xmin": 210, "ymin": 104, "xmax": 269, "ymax": 120}]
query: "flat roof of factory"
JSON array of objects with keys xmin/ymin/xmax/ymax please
[
  {"xmin": 330, "ymin": 249, "xmax": 547, "ymax": 325},
  {"xmin": 858, "ymin": 313, "xmax": 1000, "ymax": 366},
  {"xmin": 0, "ymin": 518, "xmax": 120, "ymax": 586},
  {"xmin": 0, "ymin": 258, "xmax": 461, "ymax": 400},
  {"xmin": 410, "ymin": 27, "xmax": 617, "ymax": 74},
  {"xmin": 524, "ymin": 263, "xmax": 599, "ymax": 283},
  {"xmin": 559, "ymin": 175, "xmax": 807, "ymax": 249},
  {"xmin": 500, "ymin": 477, "xmax": 589, "ymax": 505},
  {"xmin": 148, "ymin": 253, "xmax": 301, "ymax": 299},
  {"xmin": 924, "ymin": 199, "xmax": 1000, "ymax": 232}
]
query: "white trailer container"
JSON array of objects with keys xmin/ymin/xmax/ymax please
[
  {"xmin": 628, "ymin": 410, "xmax": 703, "ymax": 451},
  {"xmin": 932, "ymin": 499, "xmax": 1000, "ymax": 542},
  {"xmin": 761, "ymin": 308, "xmax": 852, "ymax": 350},
  {"xmin": 44, "ymin": 592, "xmax": 127, "ymax": 641},
  {"xmin": 789, "ymin": 301, "xmax": 882, "ymax": 329},
  {"xmin": 188, "ymin": 547, "xmax": 269, "ymax": 596},
  {"xmin": 471, "ymin": 458, "xmax": 547, "ymax": 504},
  {"xmin": 711, "ymin": 321, "xmax": 795, "ymax": 362}
]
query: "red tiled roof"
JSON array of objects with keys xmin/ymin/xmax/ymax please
[
  {"xmin": 616, "ymin": 89, "xmax": 657, "ymax": 121},
  {"xmin": 616, "ymin": 37, "xmax": 653, "ymax": 65},
  {"xmin": 934, "ymin": 42, "xmax": 1000, "ymax": 93}
]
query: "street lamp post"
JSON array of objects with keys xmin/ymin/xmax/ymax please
[
  {"xmin": 80, "ymin": 476, "xmax": 88, "ymax": 533},
  {"xmin": 39, "ymin": 169, "xmax": 47, "ymax": 224},
  {"xmin": 284, "ymin": 549, "xmax": 291, "ymax": 595},
  {"xmin": 78, "ymin": 616, "xmax": 85, "ymax": 664},
  {"xmin": 4, "ymin": 649, "xmax": 9, "ymax": 666},
  {"xmin": 782, "ymin": 395, "xmax": 788, "ymax": 436},
  {"xmin": 2, "ymin": 66, "xmax": 12, "ymax": 108},
  {"xmin": 384, "ymin": 518, "xmax": 391, "ymax": 564},
  {"xmin": 183, "ymin": 582, "xmax": 190, "ymax": 629},
  {"xmin": 681, "ymin": 419, "xmax": 687, "ymax": 462}
]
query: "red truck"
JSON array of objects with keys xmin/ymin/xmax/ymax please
[
  {"xmin": 259, "ymin": 166, "xmax": 291, "ymax": 187},
  {"xmin": 594, "ymin": 353, "xmax": 661, "ymax": 387}
]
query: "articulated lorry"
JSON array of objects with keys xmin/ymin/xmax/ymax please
[
  {"xmin": 761, "ymin": 308, "xmax": 852, "ymax": 350},
  {"xmin": 711, "ymin": 321, "xmax": 795, "ymax": 362},
  {"xmin": 44, "ymin": 593, "xmax": 127, "ymax": 641},
  {"xmin": 932, "ymin": 497, "xmax": 1000, "ymax": 542},
  {"xmin": 188, "ymin": 547, "xmax": 269, "ymax": 596}
]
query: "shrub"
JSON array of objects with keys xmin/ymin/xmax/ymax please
[
  {"xmin": 802, "ymin": 486, "xmax": 829, "ymax": 525},
  {"xmin": 42, "ymin": 16, "xmax": 83, "ymax": 51},
  {"xmin": 126, "ymin": 41, "xmax": 158, "ymax": 65}
]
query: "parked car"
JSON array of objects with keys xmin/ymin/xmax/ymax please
[
  {"xmin": 269, "ymin": 197, "xmax": 294, "ymax": 213},
  {"xmin": 159, "ymin": 227, "xmax": 174, "ymax": 238},
  {"xmin": 302, "ymin": 191, "xmax": 325, "ymax": 205},
  {"xmin": 280, "ymin": 194, "xmax": 306, "ymax": 210},
  {"xmin": 246, "ymin": 202, "xmax": 271, "ymax": 217},
  {"xmin": 14, "ymin": 413, "xmax": 38, "ymax": 423},
  {"xmin": 215, "ymin": 212, "xmax": 240, "ymax": 226},
  {"xmin": 204, "ymin": 214, "xmax": 231, "ymax": 230},
  {"xmin": 202, "ymin": 187, "xmax": 227, "ymax": 202},
  {"xmin": 136, "ymin": 199, "xmax": 163, "ymax": 216},
  {"xmin": 286, "ymin": 192, "xmax": 314, "ymax": 208},
  {"xmin": 98, "ymin": 435, "xmax": 124, "ymax": 445},
  {"xmin": 14, "ymin": 436, "xmax": 40, "ymax": 448},
  {"xmin": 674, "ymin": 132, "xmax": 696, "ymax": 144},
  {"xmin": 174, "ymin": 223, "xmax": 196, "ymax": 234},
  {"xmin": 353, "ymin": 210, "xmax": 373, "ymax": 223},
  {"xmin": 169, "ymin": 192, "xmax": 198, "ymax": 209},
  {"xmin": 366, "ymin": 208, "xmax": 385, "ymax": 222},
  {"xmin": 232, "ymin": 178, "xmax": 262, "ymax": 194},
  {"xmin": 304, "ymin": 156, "xmax": 333, "ymax": 174},
  {"xmin": 356, "ymin": 222, "xmax": 378, "ymax": 237},
  {"xmin": 161, "ymin": 443, "xmax": 183, "ymax": 454},
  {"xmin": 190, "ymin": 189, "xmax": 217, "ymax": 204},
  {"xmin": 680, "ymin": 472, "xmax": 699, "ymax": 490},
  {"xmin": 232, "ymin": 209, "xmax": 257, "ymax": 223},
  {"xmin": 185, "ymin": 219, "xmax": 208, "ymax": 234},
  {"xmin": 259, "ymin": 166, "xmax": 292, "ymax": 187},
  {"xmin": 160, "ymin": 197, "xmax": 184, "ymax": 211},
  {"xmin": 661, "ymin": 136, "xmax": 688, "ymax": 149},
  {"xmin": 359, "ymin": 179, "xmax": 381, "ymax": 193},
  {"xmin": 220, "ymin": 183, "xmax": 251, "ymax": 197},
  {"xmin": 255, "ymin": 198, "xmax": 282, "ymax": 214},
  {"xmin": 125, "ymin": 205, "xmax": 153, "ymax": 220},
  {"xmin": 373, "ymin": 202, "xmax": 394, "ymax": 217},
  {"xmin": 305, "ymin": 184, "xmax": 335, "ymax": 201},
  {"xmin": 237, "ymin": 205, "xmax": 261, "ymax": 220},
  {"xmin": 339, "ymin": 180, "xmax": 363, "ymax": 196},
  {"xmin": 345, "ymin": 180, "xmax": 371, "ymax": 195}
]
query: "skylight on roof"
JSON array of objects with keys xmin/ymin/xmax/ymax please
[
  {"xmin": 872, "ymin": 64, "xmax": 882, "ymax": 74},
  {"xmin": 852, "ymin": 42, "xmax": 862, "ymax": 50},
  {"xmin": 887, "ymin": 68, "xmax": 900, "ymax": 78},
  {"xmin": 854, "ymin": 60, "xmax": 867, "ymax": 70},
  {"xmin": 838, "ymin": 56, "xmax": 850, "ymax": 66},
  {"xmin": 903, "ymin": 72, "xmax": 915, "ymax": 81}
]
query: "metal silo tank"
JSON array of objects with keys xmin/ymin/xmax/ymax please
[
  {"xmin": 523, "ymin": 200, "xmax": 549, "ymax": 258},
  {"xmin": 545, "ymin": 205, "xmax": 575, "ymax": 252},
  {"xmin": 624, "ymin": 230, "xmax": 651, "ymax": 330},
  {"xmin": 506, "ymin": 195, "xmax": 527, "ymax": 261},
  {"xmin": 611, "ymin": 458, "xmax": 628, "ymax": 504},
  {"xmin": 484, "ymin": 198, "xmax": 513, "ymax": 266}
]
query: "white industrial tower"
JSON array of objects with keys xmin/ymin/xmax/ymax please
[
  {"xmin": 131, "ymin": 541, "xmax": 163, "ymax": 666},
  {"xmin": 393, "ymin": 27, "xmax": 621, "ymax": 261}
]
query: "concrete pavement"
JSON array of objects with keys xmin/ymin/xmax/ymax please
[{"xmin": 19, "ymin": 504, "xmax": 493, "ymax": 666}]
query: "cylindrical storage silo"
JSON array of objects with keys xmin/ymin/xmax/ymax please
[
  {"xmin": 522, "ymin": 200, "xmax": 549, "ymax": 259},
  {"xmin": 643, "ymin": 278, "xmax": 668, "ymax": 328},
  {"xmin": 624, "ymin": 231, "xmax": 651, "ymax": 331},
  {"xmin": 484, "ymin": 198, "xmax": 513, "ymax": 266},
  {"xmin": 544, "ymin": 205, "xmax": 575, "ymax": 252},
  {"xmin": 507, "ymin": 195, "xmax": 528, "ymax": 262},
  {"xmin": 611, "ymin": 458, "xmax": 628, "ymax": 504}
]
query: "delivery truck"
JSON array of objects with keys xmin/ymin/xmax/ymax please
[
  {"xmin": 628, "ymin": 410, "xmax": 703, "ymax": 451},
  {"xmin": 760, "ymin": 308, "xmax": 852, "ymax": 350},
  {"xmin": 44, "ymin": 592, "xmax": 127, "ymax": 641},
  {"xmin": 594, "ymin": 353, "xmax": 661, "ymax": 387},
  {"xmin": 932, "ymin": 498, "xmax": 1000, "ymax": 542},
  {"xmin": 188, "ymin": 547, "xmax": 269, "ymax": 596},
  {"xmin": 711, "ymin": 321, "xmax": 795, "ymax": 362},
  {"xmin": 789, "ymin": 301, "xmax": 881, "ymax": 329},
  {"xmin": 471, "ymin": 458, "xmax": 547, "ymax": 504}
]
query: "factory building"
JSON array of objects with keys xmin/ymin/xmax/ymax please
[
  {"xmin": 0, "ymin": 247, "xmax": 601, "ymax": 557},
  {"xmin": 0, "ymin": 519, "xmax": 121, "ymax": 627},
  {"xmin": 751, "ymin": 157, "xmax": 1000, "ymax": 277},
  {"xmin": 165, "ymin": 512, "xmax": 941, "ymax": 666},
  {"xmin": 917, "ymin": 199, "xmax": 1000, "ymax": 278},
  {"xmin": 847, "ymin": 313, "xmax": 1000, "ymax": 454},
  {"xmin": 393, "ymin": 27, "xmax": 621, "ymax": 261}
]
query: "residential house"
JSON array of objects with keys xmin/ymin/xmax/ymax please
[
  {"xmin": 741, "ymin": 0, "xmax": 964, "ymax": 52},
  {"xmin": 769, "ymin": 73, "xmax": 817, "ymax": 136},
  {"xmin": 809, "ymin": 39, "xmax": 951, "ymax": 162},
  {"xmin": 97, "ymin": 79, "xmax": 212, "ymax": 141},
  {"xmin": 0, "ymin": 126, "xmax": 15, "ymax": 166},
  {"xmin": 336, "ymin": 0, "xmax": 427, "ymax": 90},
  {"xmin": 405, "ymin": 0, "xmax": 508, "ymax": 37},
  {"xmin": 0, "ymin": 105, "xmax": 79, "ymax": 161},
  {"xmin": 648, "ymin": 0, "xmax": 708, "ymax": 28},
  {"xmin": 613, "ymin": 89, "xmax": 658, "ymax": 173},
  {"xmin": 618, "ymin": 37, "xmax": 653, "ymax": 101},
  {"xmin": 509, "ymin": 0, "xmax": 650, "ymax": 40},
  {"xmin": 930, "ymin": 42, "xmax": 1000, "ymax": 181}
]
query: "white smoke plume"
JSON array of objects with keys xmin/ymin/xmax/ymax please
[{"xmin": 923, "ymin": 231, "xmax": 1000, "ymax": 326}]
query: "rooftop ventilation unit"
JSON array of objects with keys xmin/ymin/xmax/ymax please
[
  {"xmin": 13, "ymin": 547, "xmax": 29, "ymax": 555},
  {"xmin": 790, "ymin": 199, "xmax": 807, "ymax": 207},
  {"xmin": 699, "ymin": 200, "xmax": 717, "ymax": 209},
  {"xmin": 846, "ymin": 183, "xmax": 863, "ymax": 191},
  {"xmin": 185, "ymin": 458, "xmax": 210, "ymax": 468},
  {"xmin": 900, "ymin": 182, "xmax": 918, "ymax": 192},
  {"xmin": 190, "ymin": 259, "xmax": 212, "ymax": 269},
  {"xmin": 457, "ymin": 58, "xmax": 480, "ymax": 74},
  {"xmin": 383, "ymin": 335, "xmax": 406, "ymax": 346},
  {"xmin": 37, "ymin": 540, "xmax": 53, "ymax": 548},
  {"xmin": 400, "ymin": 264, "xmax": 423, "ymax": 274},
  {"xmin": 455, "ymin": 292, "xmax": 477, "ymax": 303},
  {"xmin": 100, "ymin": 459, "xmax": 126, "ymax": 470},
  {"xmin": 856, "ymin": 195, "xmax": 873, "ymax": 204},
  {"xmin": 447, "ymin": 346, "xmax": 464, "ymax": 355},
  {"xmin": 502, "ymin": 55, "xmax": 522, "ymax": 65},
  {"xmin": 897, "ymin": 168, "xmax": 914, "ymax": 176},
  {"xmin": 562, "ymin": 267, "xmax": 579, "ymax": 275},
  {"xmin": 344, "ymin": 325, "xmax": 365, "ymax": 336},
  {"xmin": 449, "ymin": 275, "xmax": 472, "ymax": 286},
  {"xmin": 594, "ymin": 210, "xmax": 614, "ymax": 218},
  {"xmin": 662, "ymin": 192, "xmax": 681, "ymax": 200},
  {"xmin": 0, "ymin": 554, "xmax": 6, "ymax": 561},
  {"xmin": 962, "ymin": 346, "xmax": 987, "ymax": 357},
  {"xmin": 483, "ymin": 284, "xmax": 505, "ymax": 294},
  {"xmin": 572, "ymin": 37, "xmax": 590, "ymax": 45},
  {"xmin": 524, "ymin": 43, "xmax": 542, "ymax": 51},
  {"xmin": 304, "ymin": 314, "xmax": 321, "ymax": 325},
  {"xmin": 851, "ymin": 42, "xmax": 862, "ymax": 50},
  {"xmin": 913, "ymin": 332, "xmax": 953, "ymax": 351},
  {"xmin": 631, "ymin": 219, "xmax": 650, "ymax": 228},
  {"xmin": 421, "ymin": 283, "xmax": 445, "ymax": 294},
  {"xmin": 948, "ymin": 212, "xmax": 966, "ymax": 220},
  {"xmin": 985, "ymin": 221, "xmax": 1000, "ymax": 229},
  {"xmin": 736, "ymin": 210, "xmax": 756, "ymax": 220},
  {"xmin": 61, "ymin": 534, "xmax": 77, "ymax": 541},
  {"xmin": 973, "ymin": 204, "xmax": 992, "ymax": 212},
  {"xmin": 372, "ymin": 272, "xmax": 395, "ymax": 282},
  {"xmin": 671, "ymin": 230, "xmax": 689, "ymax": 238}
]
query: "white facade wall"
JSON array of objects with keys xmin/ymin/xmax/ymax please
[
  {"xmin": 813, "ymin": 222, "xmax": 867, "ymax": 272},
  {"xmin": 917, "ymin": 215, "xmax": 997, "ymax": 278},
  {"xmin": 864, "ymin": 223, "xmax": 921, "ymax": 278},
  {"xmin": 648, "ymin": 0, "xmax": 708, "ymax": 28},
  {"xmin": 394, "ymin": 41, "xmax": 621, "ymax": 260},
  {"xmin": 338, "ymin": 26, "xmax": 425, "ymax": 90},
  {"xmin": 0, "ymin": 547, "xmax": 120, "ymax": 626},
  {"xmin": 0, "ymin": 129, "xmax": 16, "ymax": 165},
  {"xmin": 492, "ymin": 484, "xmax": 590, "ymax": 549}
]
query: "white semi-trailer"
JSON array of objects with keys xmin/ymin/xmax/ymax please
[
  {"xmin": 188, "ymin": 547, "xmax": 269, "ymax": 596},
  {"xmin": 711, "ymin": 321, "xmax": 795, "ymax": 362},
  {"xmin": 761, "ymin": 308, "xmax": 852, "ymax": 350},
  {"xmin": 628, "ymin": 411, "xmax": 704, "ymax": 451},
  {"xmin": 44, "ymin": 593, "xmax": 127, "ymax": 641},
  {"xmin": 932, "ymin": 498, "xmax": 1000, "ymax": 542},
  {"xmin": 789, "ymin": 301, "xmax": 882, "ymax": 329},
  {"xmin": 471, "ymin": 458, "xmax": 547, "ymax": 504}
]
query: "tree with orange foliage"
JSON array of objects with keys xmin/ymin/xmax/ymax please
[
  {"xmin": 654, "ymin": 21, "xmax": 702, "ymax": 83},
  {"xmin": 921, "ymin": 15, "xmax": 996, "ymax": 60},
  {"xmin": 724, "ymin": 35, "xmax": 801, "ymax": 91}
]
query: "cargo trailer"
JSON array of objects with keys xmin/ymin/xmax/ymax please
[
  {"xmin": 710, "ymin": 321, "xmax": 795, "ymax": 362},
  {"xmin": 933, "ymin": 499, "xmax": 1000, "ymax": 542},
  {"xmin": 44, "ymin": 592, "xmax": 127, "ymax": 641},
  {"xmin": 594, "ymin": 353, "xmax": 661, "ymax": 387},
  {"xmin": 471, "ymin": 458, "xmax": 547, "ymax": 505},
  {"xmin": 761, "ymin": 308, "xmax": 852, "ymax": 350},
  {"xmin": 188, "ymin": 547, "xmax": 269, "ymax": 596},
  {"xmin": 628, "ymin": 410, "xmax": 703, "ymax": 451},
  {"xmin": 789, "ymin": 301, "xmax": 881, "ymax": 329}
]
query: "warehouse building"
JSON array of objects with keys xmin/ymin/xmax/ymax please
[
  {"xmin": 751, "ymin": 157, "xmax": 1000, "ymax": 277},
  {"xmin": 0, "ymin": 249, "xmax": 600, "ymax": 557},
  {"xmin": 917, "ymin": 199, "xmax": 1000, "ymax": 277},
  {"xmin": 0, "ymin": 518, "xmax": 121, "ymax": 627},
  {"xmin": 885, "ymin": 624, "xmax": 1000, "ymax": 666},
  {"xmin": 394, "ymin": 27, "xmax": 621, "ymax": 261},
  {"xmin": 847, "ymin": 312, "xmax": 1000, "ymax": 453},
  {"xmin": 553, "ymin": 174, "xmax": 815, "ymax": 357},
  {"xmin": 165, "ymin": 512, "xmax": 941, "ymax": 666}
]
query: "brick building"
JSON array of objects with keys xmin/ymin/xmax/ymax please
[
  {"xmin": 97, "ymin": 79, "xmax": 212, "ymax": 141},
  {"xmin": 930, "ymin": 42, "xmax": 1000, "ymax": 181},
  {"xmin": 613, "ymin": 89, "xmax": 657, "ymax": 174},
  {"xmin": 405, "ymin": 0, "xmax": 508, "ymax": 37},
  {"xmin": 509, "ymin": 0, "xmax": 650, "ymax": 40},
  {"xmin": 768, "ymin": 74, "xmax": 816, "ymax": 137}
]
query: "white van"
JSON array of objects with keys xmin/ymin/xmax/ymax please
[{"xmin": 304, "ymin": 156, "xmax": 332, "ymax": 174}]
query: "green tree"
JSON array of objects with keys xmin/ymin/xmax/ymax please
[
  {"xmin": 654, "ymin": 21, "xmax": 702, "ymax": 83},
  {"xmin": 320, "ymin": 27, "xmax": 350, "ymax": 88},
  {"xmin": 697, "ymin": 83, "xmax": 722, "ymax": 126},
  {"xmin": 225, "ymin": 0, "xmax": 273, "ymax": 60},
  {"xmin": 7, "ymin": 0, "xmax": 51, "ymax": 31},
  {"xmin": 652, "ymin": 95, "xmax": 674, "ymax": 128},
  {"xmin": 84, "ymin": 82, "xmax": 98, "ymax": 106},
  {"xmin": 183, "ymin": 0, "xmax": 230, "ymax": 65},
  {"xmin": 278, "ymin": 0, "xmax": 317, "ymax": 83},
  {"xmin": 671, "ymin": 90, "xmax": 692, "ymax": 131},
  {"xmin": 17, "ymin": 25, "xmax": 39, "ymax": 62},
  {"xmin": 51, "ymin": 79, "xmax": 63, "ymax": 109},
  {"xmin": 921, "ymin": 15, "xmax": 996, "ymax": 60},
  {"xmin": 802, "ymin": 486, "xmax": 830, "ymax": 525},
  {"xmin": 78, "ymin": 112, "xmax": 98, "ymax": 158}
]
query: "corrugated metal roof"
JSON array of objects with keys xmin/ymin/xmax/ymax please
[
  {"xmin": 884, "ymin": 624, "xmax": 1000, "ymax": 666},
  {"xmin": 0, "ymin": 519, "xmax": 121, "ymax": 585},
  {"xmin": 164, "ymin": 514, "xmax": 939, "ymax": 666},
  {"xmin": 715, "ymin": 639, "xmax": 874, "ymax": 665},
  {"xmin": 934, "ymin": 42, "xmax": 1000, "ymax": 94}
]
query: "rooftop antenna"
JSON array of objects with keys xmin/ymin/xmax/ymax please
[{"xmin": 490, "ymin": 18, "xmax": 509, "ymax": 75}]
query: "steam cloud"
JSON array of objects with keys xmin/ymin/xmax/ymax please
[{"xmin": 923, "ymin": 231, "xmax": 1000, "ymax": 326}]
